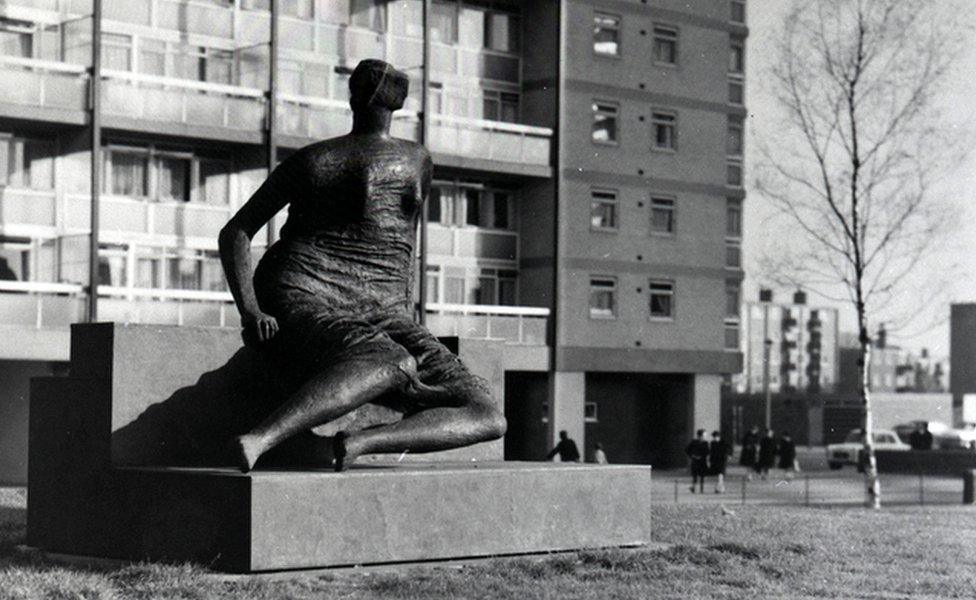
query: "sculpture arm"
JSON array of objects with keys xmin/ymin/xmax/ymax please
[{"xmin": 219, "ymin": 157, "xmax": 302, "ymax": 342}]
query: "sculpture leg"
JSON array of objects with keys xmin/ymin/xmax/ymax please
[
  {"xmin": 234, "ymin": 354, "xmax": 416, "ymax": 472},
  {"xmin": 335, "ymin": 387, "xmax": 506, "ymax": 471}
]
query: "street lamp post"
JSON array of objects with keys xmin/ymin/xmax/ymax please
[{"xmin": 760, "ymin": 288, "xmax": 774, "ymax": 430}]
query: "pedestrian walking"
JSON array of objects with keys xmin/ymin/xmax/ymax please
[
  {"xmin": 740, "ymin": 425, "xmax": 760, "ymax": 480},
  {"xmin": 685, "ymin": 429, "xmax": 710, "ymax": 493},
  {"xmin": 709, "ymin": 430, "xmax": 732, "ymax": 493},
  {"xmin": 758, "ymin": 428, "xmax": 777, "ymax": 480},
  {"xmin": 546, "ymin": 430, "xmax": 581, "ymax": 463},
  {"xmin": 778, "ymin": 431, "xmax": 798, "ymax": 479},
  {"xmin": 593, "ymin": 443, "xmax": 608, "ymax": 464}
]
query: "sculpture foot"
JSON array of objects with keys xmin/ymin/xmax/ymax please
[
  {"xmin": 233, "ymin": 434, "xmax": 262, "ymax": 473},
  {"xmin": 333, "ymin": 431, "xmax": 360, "ymax": 472}
]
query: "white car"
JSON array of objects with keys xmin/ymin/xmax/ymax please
[
  {"xmin": 827, "ymin": 429, "xmax": 910, "ymax": 470},
  {"xmin": 936, "ymin": 425, "xmax": 976, "ymax": 450}
]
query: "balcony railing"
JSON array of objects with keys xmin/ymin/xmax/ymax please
[
  {"xmin": 428, "ymin": 115, "xmax": 551, "ymax": 168},
  {"xmin": 101, "ymin": 69, "xmax": 267, "ymax": 132},
  {"xmin": 0, "ymin": 56, "xmax": 88, "ymax": 113},
  {"xmin": 1, "ymin": 188, "xmax": 58, "ymax": 231},
  {"xmin": 63, "ymin": 195, "xmax": 233, "ymax": 239},
  {"xmin": 0, "ymin": 280, "xmax": 239, "ymax": 329},
  {"xmin": 425, "ymin": 303, "xmax": 549, "ymax": 346},
  {"xmin": 277, "ymin": 93, "xmax": 420, "ymax": 141},
  {"xmin": 0, "ymin": 281, "xmax": 548, "ymax": 345}
]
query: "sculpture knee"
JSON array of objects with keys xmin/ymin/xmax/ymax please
[
  {"xmin": 469, "ymin": 397, "xmax": 506, "ymax": 440},
  {"xmin": 393, "ymin": 352, "xmax": 418, "ymax": 381}
]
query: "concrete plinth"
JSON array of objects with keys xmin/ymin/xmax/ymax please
[{"xmin": 31, "ymin": 463, "xmax": 650, "ymax": 572}]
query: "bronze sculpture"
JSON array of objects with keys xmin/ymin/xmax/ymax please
[{"xmin": 219, "ymin": 59, "xmax": 506, "ymax": 472}]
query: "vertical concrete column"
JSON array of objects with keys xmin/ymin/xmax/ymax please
[
  {"xmin": 690, "ymin": 374, "xmax": 721, "ymax": 435},
  {"xmin": 548, "ymin": 371, "xmax": 585, "ymax": 459}
]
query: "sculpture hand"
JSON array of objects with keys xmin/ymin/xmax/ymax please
[{"xmin": 243, "ymin": 311, "xmax": 279, "ymax": 346}]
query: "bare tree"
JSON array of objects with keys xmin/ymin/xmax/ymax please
[{"xmin": 756, "ymin": 0, "xmax": 970, "ymax": 508}]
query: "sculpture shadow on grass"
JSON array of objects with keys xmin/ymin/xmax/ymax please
[{"xmin": 110, "ymin": 347, "xmax": 405, "ymax": 470}]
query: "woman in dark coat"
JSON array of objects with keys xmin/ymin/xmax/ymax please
[
  {"xmin": 758, "ymin": 428, "xmax": 777, "ymax": 480},
  {"xmin": 778, "ymin": 432, "xmax": 798, "ymax": 477},
  {"xmin": 740, "ymin": 425, "xmax": 759, "ymax": 471}
]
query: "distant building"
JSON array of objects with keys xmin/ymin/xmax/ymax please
[
  {"xmin": 734, "ymin": 298, "xmax": 839, "ymax": 395},
  {"xmin": 835, "ymin": 326, "xmax": 945, "ymax": 394}
]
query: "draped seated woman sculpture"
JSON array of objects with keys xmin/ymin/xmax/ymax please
[{"xmin": 219, "ymin": 59, "xmax": 506, "ymax": 472}]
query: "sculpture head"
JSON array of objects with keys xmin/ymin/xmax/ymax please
[{"xmin": 349, "ymin": 59, "xmax": 409, "ymax": 113}]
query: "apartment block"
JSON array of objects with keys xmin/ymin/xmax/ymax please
[
  {"xmin": 735, "ymin": 300, "xmax": 840, "ymax": 396},
  {"xmin": 0, "ymin": 0, "xmax": 744, "ymax": 482}
]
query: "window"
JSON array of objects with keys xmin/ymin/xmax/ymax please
[
  {"xmin": 728, "ymin": 79, "xmax": 744, "ymax": 104},
  {"xmin": 2, "ymin": 136, "xmax": 55, "ymax": 190},
  {"xmin": 444, "ymin": 275, "xmax": 465, "ymax": 304},
  {"xmin": 482, "ymin": 90, "xmax": 519, "ymax": 123},
  {"xmin": 584, "ymin": 402, "xmax": 598, "ymax": 423},
  {"xmin": 593, "ymin": 13, "xmax": 620, "ymax": 56},
  {"xmin": 98, "ymin": 244, "xmax": 127, "ymax": 287},
  {"xmin": 730, "ymin": 41, "xmax": 744, "ymax": 74},
  {"xmin": 652, "ymin": 111, "xmax": 676, "ymax": 150},
  {"xmin": 425, "ymin": 266, "xmax": 440, "ymax": 304},
  {"xmin": 726, "ymin": 198, "xmax": 742, "ymax": 238},
  {"xmin": 156, "ymin": 155, "xmax": 190, "ymax": 202},
  {"xmin": 731, "ymin": 0, "xmax": 746, "ymax": 23},
  {"xmin": 473, "ymin": 268, "xmax": 518, "ymax": 305},
  {"xmin": 592, "ymin": 102, "xmax": 618, "ymax": 144},
  {"xmin": 350, "ymin": 0, "xmax": 386, "ymax": 32},
  {"xmin": 485, "ymin": 10, "xmax": 519, "ymax": 52},
  {"xmin": 590, "ymin": 189, "xmax": 617, "ymax": 230},
  {"xmin": 653, "ymin": 26, "xmax": 678, "ymax": 64},
  {"xmin": 463, "ymin": 188, "xmax": 513, "ymax": 229},
  {"xmin": 282, "ymin": 0, "xmax": 313, "ymax": 19},
  {"xmin": 727, "ymin": 118, "xmax": 744, "ymax": 156},
  {"xmin": 727, "ymin": 160, "xmax": 743, "ymax": 187},
  {"xmin": 726, "ymin": 243, "xmax": 742, "ymax": 268},
  {"xmin": 0, "ymin": 25, "xmax": 31, "ymax": 58},
  {"xmin": 649, "ymin": 280, "xmax": 674, "ymax": 319},
  {"xmin": 589, "ymin": 277, "xmax": 616, "ymax": 319},
  {"xmin": 427, "ymin": 186, "xmax": 443, "ymax": 223},
  {"xmin": 650, "ymin": 197, "xmax": 675, "ymax": 235},
  {"xmin": 138, "ymin": 39, "xmax": 166, "ymax": 76},
  {"xmin": 431, "ymin": 0, "xmax": 458, "ymax": 44},
  {"xmin": 199, "ymin": 160, "xmax": 230, "ymax": 205},
  {"xmin": 102, "ymin": 33, "xmax": 132, "ymax": 71},
  {"xmin": 106, "ymin": 151, "xmax": 148, "ymax": 197},
  {"xmin": 725, "ymin": 279, "xmax": 740, "ymax": 318},
  {"xmin": 725, "ymin": 322, "xmax": 740, "ymax": 350}
]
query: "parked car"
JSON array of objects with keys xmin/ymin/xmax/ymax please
[
  {"xmin": 935, "ymin": 424, "xmax": 976, "ymax": 450},
  {"xmin": 826, "ymin": 429, "xmax": 910, "ymax": 470}
]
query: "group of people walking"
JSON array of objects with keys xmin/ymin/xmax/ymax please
[
  {"xmin": 739, "ymin": 426, "xmax": 797, "ymax": 480},
  {"xmin": 684, "ymin": 430, "xmax": 732, "ymax": 493},
  {"xmin": 685, "ymin": 426, "xmax": 799, "ymax": 493}
]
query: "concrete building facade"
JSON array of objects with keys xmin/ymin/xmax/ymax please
[{"xmin": 0, "ymin": 0, "xmax": 745, "ymax": 481}]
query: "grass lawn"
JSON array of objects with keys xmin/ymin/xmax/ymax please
[{"xmin": 3, "ymin": 487, "xmax": 976, "ymax": 599}]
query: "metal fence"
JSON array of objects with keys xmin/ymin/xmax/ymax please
[{"xmin": 658, "ymin": 473, "xmax": 966, "ymax": 507}]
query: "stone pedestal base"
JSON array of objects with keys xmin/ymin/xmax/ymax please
[{"xmin": 29, "ymin": 462, "xmax": 650, "ymax": 573}]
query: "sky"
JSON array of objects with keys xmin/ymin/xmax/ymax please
[{"xmin": 743, "ymin": 0, "xmax": 976, "ymax": 360}]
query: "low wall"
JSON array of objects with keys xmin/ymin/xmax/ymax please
[{"xmin": 876, "ymin": 450, "xmax": 976, "ymax": 476}]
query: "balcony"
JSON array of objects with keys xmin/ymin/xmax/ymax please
[
  {"xmin": 101, "ymin": 70, "xmax": 267, "ymax": 138},
  {"xmin": 277, "ymin": 93, "xmax": 420, "ymax": 142},
  {"xmin": 0, "ymin": 56, "xmax": 88, "ymax": 119},
  {"xmin": 0, "ymin": 280, "xmax": 239, "ymax": 329},
  {"xmin": 425, "ymin": 303, "xmax": 549, "ymax": 346},
  {"xmin": 1, "ymin": 188, "xmax": 58, "ymax": 234},
  {"xmin": 428, "ymin": 115, "xmax": 551, "ymax": 172},
  {"xmin": 62, "ymin": 195, "xmax": 232, "ymax": 241},
  {"xmin": 427, "ymin": 225, "xmax": 517, "ymax": 261},
  {"xmin": 0, "ymin": 281, "xmax": 547, "ymax": 347}
]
